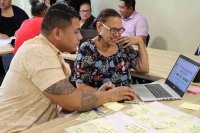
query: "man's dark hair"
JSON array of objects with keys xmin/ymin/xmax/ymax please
[
  {"xmin": 120, "ymin": 0, "xmax": 136, "ymax": 10},
  {"xmin": 29, "ymin": 0, "xmax": 48, "ymax": 16},
  {"xmin": 92, "ymin": 8, "xmax": 121, "ymax": 29},
  {"xmin": 41, "ymin": 3, "xmax": 79, "ymax": 34}
]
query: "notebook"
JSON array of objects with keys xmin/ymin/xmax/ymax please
[{"xmin": 131, "ymin": 54, "xmax": 200, "ymax": 101}]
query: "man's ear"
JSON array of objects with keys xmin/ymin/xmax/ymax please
[
  {"xmin": 128, "ymin": 6, "xmax": 133, "ymax": 12},
  {"xmin": 52, "ymin": 28, "xmax": 61, "ymax": 40},
  {"xmin": 96, "ymin": 22, "xmax": 102, "ymax": 33}
]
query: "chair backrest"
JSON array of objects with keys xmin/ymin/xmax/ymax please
[
  {"xmin": 2, "ymin": 53, "xmax": 14, "ymax": 73},
  {"xmin": 80, "ymin": 29, "xmax": 98, "ymax": 44},
  {"xmin": 195, "ymin": 45, "xmax": 200, "ymax": 56},
  {"xmin": 146, "ymin": 34, "xmax": 150, "ymax": 47}
]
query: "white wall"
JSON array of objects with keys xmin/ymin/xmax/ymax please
[
  {"xmin": 12, "ymin": 0, "xmax": 200, "ymax": 54},
  {"xmin": 91, "ymin": 0, "xmax": 200, "ymax": 54},
  {"xmin": 12, "ymin": 0, "xmax": 31, "ymax": 17}
]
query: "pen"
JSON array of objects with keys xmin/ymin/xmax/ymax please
[
  {"xmin": 118, "ymin": 100, "xmax": 139, "ymax": 104},
  {"xmin": 93, "ymin": 108, "xmax": 106, "ymax": 116},
  {"xmin": 124, "ymin": 101, "xmax": 139, "ymax": 104}
]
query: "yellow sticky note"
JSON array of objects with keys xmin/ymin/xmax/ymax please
[
  {"xmin": 124, "ymin": 109, "xmax": 140, "ymax": 116},
  {"xmin": 161, "ymin": 118, "xmax": 180, "ymax": 126},
  {"xmin": 139, "ymin": 102, "xmax": 146, "ymax": 106},
  {"xmin": 179, "ymin": 102, "xmax": 200, "ymax": 110},
  {"xmin": 94, "ymin": 125, "xmax": 116, "ymax": 133},
  {"xmin": 103, "ymin": 102, "xmax": 117, "ymax": 107},
  {"xmin": 126, "ymin": 123, "xmax": 149, "ymax": 133},
  {"xmin": 106, "ymin": 103, "xmax": 125, "ymax": 111},
  {"xmin": 148, "ymin": 121, "xmax": 171, "ymax": 129},
  {"xmin": 133, "ymin": 115, "xmax": 153, "ymax": 123},
  {"xmin": 76, "ymin": 113, "xmax": 96, "ymax": 121},
  {"xmin": 131, "ymin": 104, "xmax": 140, "ymax": 108},
  {"xmin": 131, "ymin": 102, "xmax": 146, "ymax": 108},
  {"xmin": 174, "ymin": 114, "xmax": 195, "ymax": 121},
  {"xmin": 150, "ymin": 109, "xmax": 170, "ymax": 117},
  {"xmin": 87, "ymin": 119, "xmax": 108, "ymax": 128},
  {"xmin": 183, "ymin": 123, "xmax": 200, "ymax": 133},
  {"xmin": 165, "ymin": 128, "xmax": 184, "ymax": 133},
  {"xmin": 68, "ymin": 124, "xmax": 90, "ymax": 133},
  {"xmin": 135, "ymin": 106, "xmax": 154, "ymax": 114}
]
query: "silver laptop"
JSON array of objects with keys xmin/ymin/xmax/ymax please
[{"xmin": 131, "ymin": 54, "xmax": 200, "ymax": 101}]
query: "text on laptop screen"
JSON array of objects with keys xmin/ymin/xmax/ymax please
[{"xmin": 168, "ymin": 57, "xmax": 199, "ymax": 92}]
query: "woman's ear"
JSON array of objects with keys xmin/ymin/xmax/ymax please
[
  {"xmin": 96, "ymin": 22, "xmax": 102, "ymax": 33},
  {"xmin": 41, "ymin": 10, "xmax": 46, "ymax": 17}
]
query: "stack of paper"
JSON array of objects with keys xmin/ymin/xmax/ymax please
[
  {"xmin": 187, "ymin": 86, "xmax": 200, "ymax": 94},
  {"xmin": 0, "ymin": 36, "xmax": 16, "ymax": 46}
]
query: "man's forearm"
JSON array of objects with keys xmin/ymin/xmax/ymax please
[{"xmin": 78, "ymin": 90, "xmax": 110, "ymax": 112}]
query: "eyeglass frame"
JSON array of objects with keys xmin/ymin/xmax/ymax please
[
  {"xmin": 79, "ymin": 10, "xmax": 91, "ymax": 14},
  {"xmin": 98, "ymin": 22, "xmax": 125, "ymax": 34}
]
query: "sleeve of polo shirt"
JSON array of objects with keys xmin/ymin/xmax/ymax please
[
  {"xmin": 72, "ymin": 42, "xmax": 95, "ymax": 85},
  {"xmin": 23, "ymin": 47, "xmax": 66, "ymax": 91},
  {"xmin": 135, "ymin": 18, "xmax": 149, "ymax": 36}
]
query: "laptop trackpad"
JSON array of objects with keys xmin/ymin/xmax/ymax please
[{"xmin": 134, "ymin": 86, "xmax": 155, "ymax": 98}]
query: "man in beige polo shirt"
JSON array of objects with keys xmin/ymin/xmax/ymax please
[{"xmin": 0, "ymin": 3, "xmax": 136, "ymax": 133}]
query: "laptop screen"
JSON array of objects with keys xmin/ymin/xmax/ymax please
[{"xmin": 166, "ymin": 54, "xmax": 200, "ymax": 97}]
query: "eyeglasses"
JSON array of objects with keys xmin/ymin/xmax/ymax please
[
  {"xmin": 79, "ymin": 10, "xmax": 91, "ymax": 13},
  {"xmin": 99, "ymin": 22, "xmax": 125, "ymax": 34}
]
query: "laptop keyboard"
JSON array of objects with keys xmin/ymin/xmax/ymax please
[{"xmin": 145, "ymin": 84, "xmax": 173, "ymax": 98}]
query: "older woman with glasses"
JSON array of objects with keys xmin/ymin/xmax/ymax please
[
  {"xmin": 72, "ymin": 8, "xmax": 149, "ymax": 91},
  {"xmin": 79, "ymin": 3, "xmax": 95, "ymax": 29}
]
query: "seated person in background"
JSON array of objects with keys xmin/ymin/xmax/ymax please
[
  {"xmin": 0, "ymin": 0, "xmax": 29, "ymax": 39},
  {"xmin": 13, "ymin": 0, "xmax": 49, "ymax": 54},
  {"xmin": 72, "ymin": 8, "xmax": 149, "ymax": 91},
  {"xmin": 0, "ymin": 3, "xmax": 135, "ymax": 132},
  {"xmin": 79, "ymin": 3, "xmax": 95, "ymax": 30},
  {"xmin": 118, "ymin": 0, "xmax": 148, "ymax": 44},
  {"xmin": 68, "ymin": 0, "xmax": 91, "ymax": 12}
]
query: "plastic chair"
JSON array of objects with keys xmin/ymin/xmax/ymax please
[
  {"xmin": 195, "ymin": 45, "xmax": 200, "ymax": 56},
  {"xmin": 2, "ymin": 54, "xmax": 14, "ymax": 73}
]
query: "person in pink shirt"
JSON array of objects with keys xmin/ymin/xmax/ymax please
[
  {"xmin": 118, "ymin": 0, "xmax": 149, "ymax": 44},
  {"xmin": 13, "ymin": 0, "xmax": 50, "ymax": 54}
]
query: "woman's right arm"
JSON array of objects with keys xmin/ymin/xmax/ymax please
[{"xmin": 76, "ymin": 82, "xmax": 97, "ymax": 92}]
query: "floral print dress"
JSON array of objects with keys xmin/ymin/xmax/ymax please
[{"xmin": 72, "ymin": 40, "xmax": 139, "ymax": 90}]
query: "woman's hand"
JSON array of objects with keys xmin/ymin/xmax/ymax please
[
  {"xmin": 99, "ymin": 82, "xmax": 115, "ymax": 91},
  {"xmin": 0, "ymin": 33, "xmax": 9, "ymax": 40},
  {"xmin": 117, "ymin": 36, "xmax": 144, "ymax": 48}
]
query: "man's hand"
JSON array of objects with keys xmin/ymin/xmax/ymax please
[
  {"xmin": 0, "ymin": 33, "xmax": 9, "ymax": 40},
  {"xmin": 108, "ymin": 86, "xmax": 136, "ymax": 101},
  {"xmin": 98, "ymin": 82, "xmax": 115, "ymax": 91}
]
